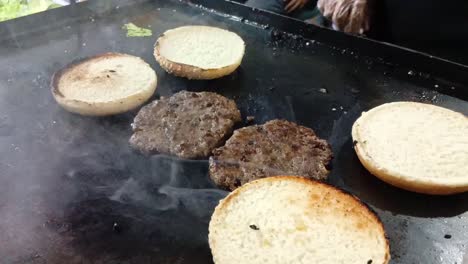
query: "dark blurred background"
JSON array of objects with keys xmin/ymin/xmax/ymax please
[{"xmin": 233, "ymin": 0, "xmax": 468, "ymax": 66}]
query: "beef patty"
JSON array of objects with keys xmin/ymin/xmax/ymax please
[
  {"xmin": 130, "ymin": 90, "xmax": 241, "ymax": 159},
  {"xmin": 209, "ymin": 119, "xmax": 333, "ymax": 190}
]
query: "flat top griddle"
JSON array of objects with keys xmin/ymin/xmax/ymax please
[{"xmin": 0, "ymin": 0, "xmax": 467, "ymax": 263}]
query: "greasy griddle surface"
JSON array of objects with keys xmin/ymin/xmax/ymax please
[{"xmin": 0, "ymin": 0, "xmax": 467, "ymax": 263}]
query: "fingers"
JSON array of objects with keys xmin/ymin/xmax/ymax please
[
  {"xmin": 359, "ymin": 0, "xmax": 370, "ymax": 32},
  {"xmin": 285, "ymin": 0, "xmax": 301, "ymax": 13},
  {"xmin": 285, "ymin": 0, "xmax": 300, "ymax": 13},
  {"xmin": 344, "ymin": 4, "xmax": 361, "ymax": 33},
  {"xmin": 332, "ymin": 1, "xmax": 351, "ymax": 30},
  {"xmin": 318, "ymin": 0, "xmax": 337, "ymax": 20},
  {"xmin": 317, "ymin": 0, "xmax": 324, "ymax": 11},
  {"xmin": 344, "ymin": 0, "xmax": 368, "ymax": 33},
  {"xmin": 318, "ymin": 0, "xmax": 370, "ymax": 34}
]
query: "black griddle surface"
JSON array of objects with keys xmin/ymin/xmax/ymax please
[{"xmin": 0, "ymin": 0, "xmax": 467, "ymax": 263}]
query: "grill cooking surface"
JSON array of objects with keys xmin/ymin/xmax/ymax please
[{"xmin": 0, "ymin": 0, "xmax": 467, "ymax": 263}]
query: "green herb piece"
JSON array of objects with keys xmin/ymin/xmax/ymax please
[{"xmin": 122, "ymin": 23, "xmax": 152, "ymax": 37}]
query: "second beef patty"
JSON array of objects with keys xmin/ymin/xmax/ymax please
[
  {"xmin": 130, "ymin": 90, "xmax": 241, "ymax": 159},
  {"xmin": 209, "ymin": 119, "xmax": 333, "ymax": 190}
]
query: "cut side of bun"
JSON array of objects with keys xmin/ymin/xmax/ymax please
[
  {"xmin": 52, "ymin": 53, "xmax": 157, "ymax": 116},
  {"xmin": 352, "ymin": 102, "xmax": 468, "ymax": 195},
  {"xmin": 209, "ymin": 176, "xmax": 390, "ymax": 264},
  {"xmin": 154, "ymin": 26, "xmax": 245, "ymax": 80}
]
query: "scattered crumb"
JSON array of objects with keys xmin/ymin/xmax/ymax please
[
  {"xmin": 318, "ymin": 88, "xmax": 328, "ymax": 94},
  {"xmin": 113, "ymin": 222, "xmax": 121, "ymax": 233},
  {"xmin": 351, "ymin": 88, "xmax": 360, "ymax": 93},
  {"xmin": 249, "ymin": 224, "xmax": 260, "ymax": 230}
]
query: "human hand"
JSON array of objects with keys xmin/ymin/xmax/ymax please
[
  {"xmin": 317, "ymin": 0, "xmax": 370, "ymax": 34},
  {"xmin": 284, "ymin": 0, "xmax": 310, "ymax": 13}
]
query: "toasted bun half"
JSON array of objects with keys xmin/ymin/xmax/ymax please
[
  {"xmin": 52, "ymin": 53, "xmax": 157, "ymax": 116},
  {"xmin": 352, "ymin": 102, "xmax": 468, "ymax": 195},
  {"xmin": 209, "ymin": 176, "xmax": 390, "ymax": 264},
  {"xmin": 154, "ymin": 26, "xmax": 245, "ymax": 80}
]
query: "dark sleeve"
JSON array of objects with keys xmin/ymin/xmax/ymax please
[{"xmin": 369, "ymin": 0, "xmax": 468, "ymax": 64}]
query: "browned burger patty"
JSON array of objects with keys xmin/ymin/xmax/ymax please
[
  {"xmin": 209, "ymin": 119, "xmax": 333, "ymax": 190},
  {"xmin": 130, "ymin": 90, "xmax": 241, "ymax": 159}
]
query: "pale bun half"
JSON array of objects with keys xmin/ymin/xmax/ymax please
[
  {"xmin": 154, "ymin": 26, "xmax": 245, "ymax": 80},
  {"xmin": 209, "ymin": 176, "xmax": 390, "ymax": 264},
  {"xmin": 352, "ymin": 101, "xmax": 468, "ymax": 195},
  {"xmin": 52, "ymin": 52, "xmax": 157, "ymax": 116}
]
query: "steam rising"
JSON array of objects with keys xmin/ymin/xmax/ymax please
[{"xmin": 110, "ymin": 173, "xmax": 228, "ymax": 219}]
